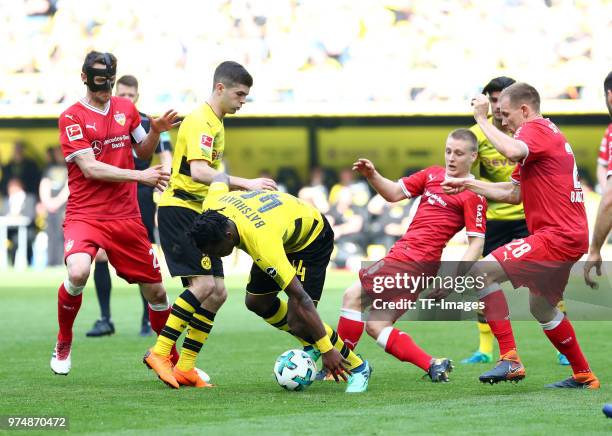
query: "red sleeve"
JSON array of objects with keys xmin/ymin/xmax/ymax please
[
  {"xmin": 130, "ymin": 102, "xmax": 141, "ymax": 132},
  {"xmin": 510, "ymin": 164, "xmax": 521, "ymax": 184},
  {"xmin": 59, "ymin": 112, "xmax": 92, "ymax": 162},
  {"xmin": 399, "ymin": 168, "xmax": 428, "ymax": 198},
  {"xmin": 515, "ymin": 121, "xmax": 552, "ymax": 164},
  {"xmin": 463, "ymin": 193, "xmax": 487, "ymax": 238},
  {"xmin": 597, "ymin": 125, "xmax": 610, "ymax": 166}
]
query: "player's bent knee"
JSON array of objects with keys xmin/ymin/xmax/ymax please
[
  {"xmin": 140, "ymin": 283, "xmax": 167, "ymax": 305},
  {"xmin": 67, "ymin": 264, "xmax": 90, "ymax": 286},
  {"xmin": 244, "ymin": 293, "xmax": 269, "ymax": 316},
  {"xmin": 342, "ymin": 280, "xmax": 362, "ymax": 310}
]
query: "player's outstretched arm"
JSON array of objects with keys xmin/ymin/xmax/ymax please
[
  {"xmin": 74, "ymin": 151, "xmax": 169, "ymax": 189},
  {"xmin": 135, "ymin": 110, "xmax": 181, "ymax": 160},
  {"xmin": 442, "ymin": 178, "xmax": 521, "ymax": 204},
  {"xmin": 584, "ymin": 177, "xmax": 612, "ymax": 288},
  {"xmin": 353, "ymin": 158, "xmax": 405, "ymax": 202},
  {"xmin": 284, "ymin": 276, "xmax": 351, "ymax": 380},
  {"xmin": 472, "ymin": 94, "xmax": 528, "ymax": 162},
  {"xmin": 190, "ymin": 160, "xmax": 277, "ymax": 191}
]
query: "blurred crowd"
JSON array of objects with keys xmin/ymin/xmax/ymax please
[{"xmin": 1, "ymin": 0, "xmax": 611, "ymax": 113}]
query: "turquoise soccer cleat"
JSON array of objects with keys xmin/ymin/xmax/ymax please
[
  {"xmin": 345, "ymin": 360, "xmax": 371, "ymax": 393},
  {"xmin": 557, "ymin": 352, "xmax": 570, "ymax": 366},
  {"xmin": 461, "ymin": 350, "xmax": 493, "ymax": 364}
]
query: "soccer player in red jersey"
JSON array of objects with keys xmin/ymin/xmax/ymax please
[
  {"xmin": 334, "ymin": 129, "xmax": 487, "ymax": 382},
  {"xmin": 584, "ymin": 71, "xmax": 612, "ymax": 289},
  {"xmin": 595, "ymin": 123, "xmax": 612, "ymax": 191},
  {"xmin": 51, "ymin": 51, "xmax": 180, "ymax": 375},
  {"xmin": 443, "ymin": 82, "xmax": 600, "ymax": 389}
]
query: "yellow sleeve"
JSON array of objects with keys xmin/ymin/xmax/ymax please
[
  {"xmin": 251, "ymin": 237, "xmax": 296, "ymax": 290},
  {"xmin": 185, "ymin": 115, "xmax": 216, "ymax": 163}
]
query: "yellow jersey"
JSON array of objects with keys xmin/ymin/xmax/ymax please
[
  {"xmin": 203, "ymin": 182, "xmax": 325, "ymax": 290},
  {"xmin": 159, "ymin": 103, "xmax": 225, "ymax": 213},
  {"xmin": 470, "ymin": 121, "xmax": 525, "ymax": 221}
]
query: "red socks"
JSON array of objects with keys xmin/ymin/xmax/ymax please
[
  {"xmin": 543, "ymin": 315, "xmax": 590, "ymax": 374},
  {"xmin": 337, "ymin": 313, "xmax": 365, "ymax": 350},
  {"xmin": 382, "ymin": 328, "xmax": 432, "ymax": 371},
  {"xmin": 481, "ymin": 289, "xmax": 516, "ymax": 356},
  {"xmin": 57, "ymin": 283, "xmax": 83, "ymax": 343}
]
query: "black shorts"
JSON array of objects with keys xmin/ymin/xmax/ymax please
[
  {"xmin": 246, "ymin": 216, "xmax": 333, "ymax": 303},
  {"xmin": 158, "ymin": 206, "xmax": 224, "ymax": 286},
  {"xmin": 137, "ymin": 185, "xmax": 156, "ymax": 243},
  {"xmin": 483, "ymin": 219, "xmax": 530, "ymax": 256}
]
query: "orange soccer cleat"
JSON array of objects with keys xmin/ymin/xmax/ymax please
[
  {"xmin": 479, "ymin": 349, "xmax": 525, "ymax": 384},
  {"xmin": 143, "ymin": 348, "xmax": 179, "ymax": 389},
  {"xmin": 173, "ymin": 367, "xmax": 214, "ymax": 388}
]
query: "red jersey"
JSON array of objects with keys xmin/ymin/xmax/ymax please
[
  {"xmin": 597, "ymin": 123, "xmax": 612, "ymax": 175},
  {"xmin": 511, "ymin": 118, "xmax": 588, "ymax": 254},
  {"xmin": 59, "ymin": 97, "xmax": 147, "ymax": 220},
  {"xmin": 396, "ymin": 166, "xmax": 487, "ymax": 261}
]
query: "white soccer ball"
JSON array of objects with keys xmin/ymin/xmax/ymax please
[{"xmin": 273, "ymin": 349, "xmax": 317, "ymax": 391}]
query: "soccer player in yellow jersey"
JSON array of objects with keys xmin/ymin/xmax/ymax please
[
  {"xmin": 187, "ymin": 174, "xmax": 372, "ymax": 393},
  {"xmin": 462, "ymin": 76, "xmax": 568, "ymax": 366},
  {"xmin": 144, "ymin": 61, "xmax": 277, "ymax": 388}
]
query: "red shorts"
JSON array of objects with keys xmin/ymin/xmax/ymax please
[
  {"xmin": 491, "ymin": 233, "xmax": 582, "ymax": 305},
  {"xmin": 63, "ymin": 218, "xmax": 161, "ymax": 284},
  {"xmin": 359, "ymin": 249, "xmax": 440, "ymax": 306}
]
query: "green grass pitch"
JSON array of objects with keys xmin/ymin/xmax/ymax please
[{"xmin": 1, "ymin": 268, "xmax": 611, "ymax": 435}]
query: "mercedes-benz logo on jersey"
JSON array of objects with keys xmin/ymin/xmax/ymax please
[
  {"xmin": 91, "ymin": 140, "xmax": 103, "ymax": 156},
  {"xmin": 266, "ymin": 267, "xmax": 277, "ymax": 278}
]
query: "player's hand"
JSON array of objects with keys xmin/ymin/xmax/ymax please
[
  {"xmin": 321, "ymin": 348, "xmax": 352, "ymax": 382},
  {"xmin": 471, "ymin": 94, "xmax": 489, "ymax": 121},
  {"xmin": 139, "ymin": 165, "xmax": 171, "ymax": 191},
  {"xmin": 352, "ymin": 158, "xmax": 377, "ymax": 179},
  {"xmin": 149, "ymin": 109, "xmax": 181, "ymax": 133},
  {"xmin": 583, "ymin": 251, "xmax": 603, "ymax": 289},
  {"xmin": 245, "ymin": 178, "xmax": 277, "ymax": 191},
  {"xmin": 441, "ymin": 177, "xmax": 467, "ymax": 194}
]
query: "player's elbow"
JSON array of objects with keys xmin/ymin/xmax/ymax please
[{"xmin": 381, "ymin": 189, "xmax": 405, "ymax": 203}]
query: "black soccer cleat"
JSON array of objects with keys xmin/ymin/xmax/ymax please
[
  {"xmin": 86, "ymin": 319, "xmax": 115, "ymax": 337},
  {"xmin": 479, "ymin": 350, "xmax": 525, "ymax": 385},
  {"xmin": 427, "ymin": 358, "xmax": 453, "ymax": 382},
  {"xmin": 545, "ymin": 374, "xmax": 600, "ymax": 389}
]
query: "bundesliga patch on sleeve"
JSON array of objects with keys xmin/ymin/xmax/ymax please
[
  {"xmin": 66, "ymin": 124, "xmax": 83, "ymax": 141},
  {"xmin": 200, "ymin": 134, "xmax": 214, "ymax": 155}
]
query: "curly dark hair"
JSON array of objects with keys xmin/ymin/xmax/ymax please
[{"xmin": 187, "ymin": 209, "xmax": 230, "ymax": 250}]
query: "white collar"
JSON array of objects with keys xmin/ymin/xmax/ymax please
[{"xmin": 78, "ymin": 98, "xmax": 110, "ymax": 115}]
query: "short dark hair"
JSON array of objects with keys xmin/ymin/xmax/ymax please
[
  {"xmin": 448, "ymin": 128, "xmax": 478, "ymax": 152},
  {"xmin": 500, "ymin": 82, "xmax": 541, "ymax": 112},
  {"xmin": 605, "ymin": 71, "xmax": 612, "ymax": 93},
  {"xmin": 482, "ymin": 76, "xmax": 516, "ymax": 95},
  {"xmin": 82, "ymin": 51, "xmax": 117, "ymax": 73},
  {"xmin": 213, "ymin": 61, "xmax": 253, "ymax": 89},
  {"xmin": 117, "ymin": 74, "xmax": 138, "ymax": 90},
  {"xmin": 187, "ymin": 209, "xmax": 230, "ymax": 250}
]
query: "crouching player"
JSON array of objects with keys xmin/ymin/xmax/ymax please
[
  {"xmin": 334, "ymin": 129, "xmax": 487, "ymax": 382},
  {"xmin": 185, "ymin": 174, "xmax": 372, "ymax": 393}
]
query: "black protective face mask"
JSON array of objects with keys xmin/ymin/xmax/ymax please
[{"xmin": 84, "ymin": 53, "xmax": 116, "ymax": 92}]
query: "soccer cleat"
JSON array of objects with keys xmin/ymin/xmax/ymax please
[
  {"xmin": 139, "ymin": 321, "xmax": 153, "ymax": 337},
  {"xmin": 557, "ymin": 352, "xmax": 570, "ymax": 366},
  {"xmin": 173, "ymin": 367, "xmax": 214, "ymax": 388},
  {"xmin": 545, "ymin": 372, "xmax": 600, "ymax": 389},
  {"xmin": 346, "ymin": 360, "xmax": 371, "ymax": 393},
  {"xmin": 303, "ymin": 345, "xmax": 321, "ymax": 363},
  {"xmin": 50, "ymin": 341, "xmax": 72, "ymax": 375},
  {"xmin": 143, "ymin": 348, "xmax": 179, "ymax": 389},
  {"xmin": 461, "ymin": 351, "xmax": 493, "ymax": 364},
  {"xmin": 479, "ymin": 350, "xmax": 525, "ymax": 384},
  {"xmin": 86, "ymin": 319, "xmax": 115, "ymax": 337},
  {"xmin": 427, "ymin": 358, "xmax": 453, "ymax": 382}
]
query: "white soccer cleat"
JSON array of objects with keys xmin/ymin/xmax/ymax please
[
  {"xmin": 50, "ymin": 341, "xmax": 72, "ymax": 375},
  {"xmin": 195, "ymin": 367, "xmax": 211, "ymax": 383}
]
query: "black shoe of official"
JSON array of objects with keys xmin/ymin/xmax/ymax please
[
  {"xmin": 139, "ymin": 321, "xmax": 153, "ymax": 337},
  {"xmin": 545, "ymin": 373, "xmax": 600, "ymax": 389},
  {"xmin": 427, "ymin": 358, "xmax": 453, "ymax": 382},
  {"xmin": 86, "ymin": 319, "xmax": 115, "ymax": 337}
]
